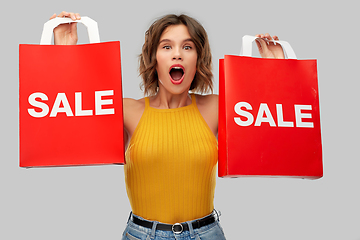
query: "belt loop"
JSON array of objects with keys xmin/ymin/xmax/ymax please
[
  {"xmin": 150, "ymin": 221, "xmax": 158, "ymax": 239},
  {"xmin": 186, "ymin": 221, "xmax": 195, "ymax": 239},
  {"xmin": 214, "ymin": 209, "xmax": 221, "ymax": 222},
  {"xmin": 127, "ymin": 212, "xmax": 133, "ymax": 224}
]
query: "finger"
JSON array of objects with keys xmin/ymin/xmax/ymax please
[
  {"xmin": 257, "ymin": 33, "xmax": 272, "ymax": 45},
  {"xmin": 255, "ymin": 37, "xmax": 267, "ymax": 52},
  {"xmin": 70, "ymin": 22, "xmax": 78, "ymax": 33},
  {"xmin": 273, "ymin": 35, "xmax": 279, "ymax": 41},
  {"xmin": 264, "ymin": 33, "xmax": 274, "ymax": 44},
  {"xmin": 264, "ymin": 33, "xmax": 272, "ymax": 40},
  {"xmin": 255, "ymin": 34, "xmax": 266, "ymax": 43},
  {"xmin": 255, "ymin": 33, "xmax": 275, "ymax": 47},
  {"xmin": 57, "ymin": 11, "xmax": 77, "ymax": 20},
  {"xmin": 57, "ymin": 11, "xmax": 69, "ymax": 18},
  {"xmin": 75, "ymin": 13, "xmax": 81, "ymax": 20},
  {"xmin": 49, "ymin": 13, "xmax": 56, "ymax": 20},
  {"xmin": 255, "ymin": 35, "xmax": 261, "ymax": 49},
  {"xmin": 264, "ymin": 33, "xmax": 278, "ymax": 46},
  {"xmin": 69, "ymin": 12, "xmax": 77, "ymax": 20},
  {"xmin": 255, "ymin": 38, "xmax": 262, "ymax": 51}
]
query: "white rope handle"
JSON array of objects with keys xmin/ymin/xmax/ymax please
[
  {"xmin": 240, "ymin": 35, "xmax": 297, "ymax": 59},
  {"xmin": 40, "ymin": 16, "xmax": 100, "ymax": 45}
]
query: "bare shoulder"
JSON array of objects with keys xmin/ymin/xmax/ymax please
[
  {"xmin": 123, "ymin": 98, "xmax": 146, "ymax": 136},
  {"xmin": 194, "ymin": 94, "xmax": 218, "ymax": 108},
  {"xmin": 123, "ymin": 97, "xmax": 146, "ymax": 120},
  {"xmin": 123, "ymin": 97, "xmax": 145, "ymax": 109},
  {"xmin": 194, "ymin": 94, "xmax": 219, "ymax": 136}
]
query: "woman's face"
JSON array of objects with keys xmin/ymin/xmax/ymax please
[{"xmin": 156, "ymin": 24, "xmax": 197, "ymax": 95}]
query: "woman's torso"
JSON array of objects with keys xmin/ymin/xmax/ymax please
[{"xmin": 123, "ymin": 94, "xmax": 218, "ymax": 224}]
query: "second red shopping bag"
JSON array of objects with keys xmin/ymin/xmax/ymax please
[
  {"xmin": 19, "ymin": 17, "xmax": 124, "ymax": 167},
  {"xmin": 218, "ymin": 36, "xmax": 323, "ymax": 179}
]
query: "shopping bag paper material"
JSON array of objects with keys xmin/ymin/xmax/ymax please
[
  {"xmin": 19, "ymin": 17, "xmax": 124, "ymax": 167},
  {"xmin": 218, "ymin": 37, "xmax": 322, "ymax": 179}
]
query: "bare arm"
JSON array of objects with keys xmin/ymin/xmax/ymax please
[
  {"xmin": 123, "ymin": 98, "xmax": 146, "ymax": 149},
  {"xmin": 195, "ymin": 94, "xmax": 219, "ymax": 137}
]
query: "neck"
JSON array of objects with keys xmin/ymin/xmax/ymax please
[{"xmin": 150, "ymin": 90, "xmax": 192, "ymax": 109}]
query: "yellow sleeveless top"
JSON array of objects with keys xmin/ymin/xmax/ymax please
[{"xmin": 124, "ymin": 94, "xmax": 218, "ymax": 224}]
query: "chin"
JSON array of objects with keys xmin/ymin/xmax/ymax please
[{"xmin": 158, "ymin": 81, "xmax": 192, "ymax": 95}]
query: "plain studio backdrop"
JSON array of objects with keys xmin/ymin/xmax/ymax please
[{"xmin": 1, "ymin": 0, "xmax": 359, "ymax": 239}]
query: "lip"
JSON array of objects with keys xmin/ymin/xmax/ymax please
[{"xmin": 169, "ymin": 64, "xmax": 185, "ymax": 85}]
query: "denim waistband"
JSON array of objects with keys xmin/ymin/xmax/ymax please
[{"xmin": 126, "ymin": 210, "xmax": 222, "ymax": 239}]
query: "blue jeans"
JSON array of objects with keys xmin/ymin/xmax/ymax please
[{"xmin": 121, "ymin": 211, "xmax": 226, "ymax": 240}]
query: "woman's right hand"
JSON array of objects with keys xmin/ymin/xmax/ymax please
[{"xmin": 50, "ymin": 11, "xmax": 81, "ymax": 45}]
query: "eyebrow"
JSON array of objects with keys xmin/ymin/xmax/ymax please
[{"xmin": 158, "ymin": 38, "xmax": 194, "ymax": 44}]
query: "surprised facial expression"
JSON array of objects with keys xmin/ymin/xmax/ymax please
[{"xmin": 156, "ymin": 24, "xmax": 197, "ymax": 95}]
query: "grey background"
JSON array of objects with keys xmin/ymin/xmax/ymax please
[{"xmin": 1, "ymin": 0, "xmax": 359, "ymax": 239}]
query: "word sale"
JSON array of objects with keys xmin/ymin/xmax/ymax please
[
  {"xmin": 27, "ymin": 90, "xmax": 115, "ymax": 118},
  {"xmin": 234, "ymin": 102, "xmax": 314, "ymax": 128}
]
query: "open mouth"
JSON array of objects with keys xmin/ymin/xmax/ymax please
[{"xmin": 169, "ymin": 65, "xmax": 185, "ymax": 85}]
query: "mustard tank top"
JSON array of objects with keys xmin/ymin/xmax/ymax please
[{"xmin": 124, "ymin": 94, "xmax": 218, "ymax": 224}]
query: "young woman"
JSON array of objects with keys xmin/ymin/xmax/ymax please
[{"xmin": 50, "ymin": 11, "xmax": 285, "ymax": 240}]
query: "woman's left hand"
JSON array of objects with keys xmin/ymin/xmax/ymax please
[{"xmin": 255, "ymin": 33, "xmax": 285, "ymax": 59}]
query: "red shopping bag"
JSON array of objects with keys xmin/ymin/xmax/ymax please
[
  {"xmin": 218, "ymin": 36, "xmax": 322, "ymax": 179},
  {"xmin": 19, "ymin": 17, "xmax": 124, "ymax": 167}
]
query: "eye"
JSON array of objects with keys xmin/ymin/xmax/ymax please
[
  {"xmin": 183, "ymin": 45, "xmax": 192, "ymax": 50},
  {"xmin": 163, "ymin": 45, "xmax": 171, "ymax": 50}
]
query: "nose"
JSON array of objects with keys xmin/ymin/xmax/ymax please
[{"xmin": 172, "ymin": 47, "xmax": 182, "ymax": 60}]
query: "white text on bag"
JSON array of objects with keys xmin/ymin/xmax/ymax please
[
  {"xmin": 27, "ymin": 90, "xmax": 115, "ymax": 118},
  {"xmin": 234, "ymin": 102, "xmax": 314, "ymax": 128}
]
